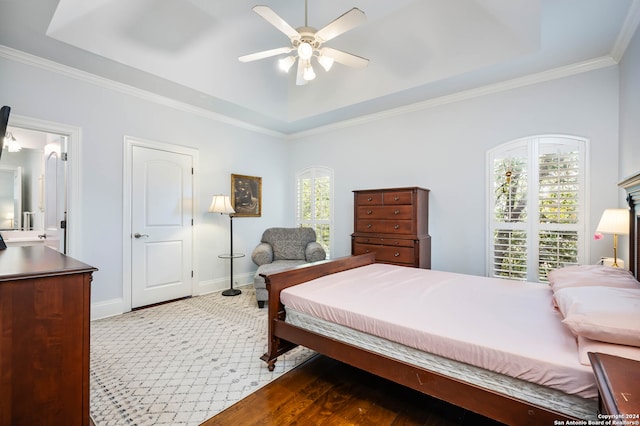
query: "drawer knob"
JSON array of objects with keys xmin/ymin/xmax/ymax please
[
  {"xmin": 367, "ymin": 210, "xmax": 372, "ymax": 215},
  {"xmin": 367, "ymin": 224, "xmax": 372, "ymax": 229},
  {"xmin": 394, "ymin": 196, "xmax": 400, "ymax": 201},
  {"xmin": 367, "ymin": 197, "xmax": 373, "ymax": 201},
  {"xmin": 394, "ymin": 209, "xmax": 400, "ymax": 215},
  {"xmin": 394, "ymin": 252, "xmax": 400, "ymax": 257},
  {"xmin": 394, "ymin": 224, "xmax": 400, "ymax": 230}
]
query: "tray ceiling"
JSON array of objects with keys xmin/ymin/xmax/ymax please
[{"xmin": 0, "ymin": 0, "xmax": 637, "ymax": 134}]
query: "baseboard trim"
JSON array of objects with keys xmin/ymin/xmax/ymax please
[
  {"xmin": 196, "ymin": 272, "xmax": 253, "ymax": 296},
  {"xmin": 91, "ymin": 298, "xmax": 124, "ymax": 321},
  {"xmin": 90, "ymin": 273, "xmax": 255, "ymax": 320}
]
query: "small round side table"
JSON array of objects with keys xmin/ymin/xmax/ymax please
[{"xmin": 218, "ymin": 253, "xmax": 245, "ymax": 296}]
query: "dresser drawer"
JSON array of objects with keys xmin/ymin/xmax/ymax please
[
  {"xmin": 353, "ymin": 242, "xmax": 415, "ymax": 264},
  {"xmin": 382, "ymin": 191, "xmax": 413, "ymax": 205},
  {"xmin": 356, "ymin": 190, "xmax": 415, "ymax": 206},
  {"xmin": 353, "ymin": 236, "xmax": 415, "ymax": 248},
  {"xmin": 356, "ymin": 205, "xmax": 412, "ymax": 220},
  {"xmin": 355, "ymin": 219, "xmax": 413, "ymax": 234},
  {"xmin": 356, "ymin": 192, "xmax": 383, "ymax": 205}
]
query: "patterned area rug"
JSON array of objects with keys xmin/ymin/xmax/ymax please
[{"xmin": 90, "ymin": 287, "xmax": 313, "ymax": 426}]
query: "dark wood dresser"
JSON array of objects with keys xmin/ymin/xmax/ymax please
[
  {"xmin": 352, "ymin": 187, "xmax": 431, "ymax": 268},
  {"xmin": 0, "ymin": 246, "xmax": 97, "ymax": 426},
  {"xmin": 588, "ymin": 352, "xmax": 640, "ymax": 417}
]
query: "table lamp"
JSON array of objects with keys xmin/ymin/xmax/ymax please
[{"xmin": 595, "ymin": 208, "xmax": 629, "ymax": 267}]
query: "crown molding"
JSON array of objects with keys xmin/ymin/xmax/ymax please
[
  {"xmin": 611, "ymin": 0, "xmax": 640, "ymax": 62},
  {"xmin": 287, "ymin": 56, "xmax": 618, "ymax": 140},
  {"xmin": 0, "ymin": 45, "xmax": 285, "ymax": 139},
  {"xmin": 0, "ymin": 45, "xmax": 620, "ymax": 141}
]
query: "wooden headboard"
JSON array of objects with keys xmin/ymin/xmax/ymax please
[{"xmin": 620, "ymin": 172, "xmax": 640, "ymax": 280}]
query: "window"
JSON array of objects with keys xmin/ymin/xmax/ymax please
[
  {"xmin": 488, "ymin": 136, "xmax": 587, "ymax": 282},
  {"xmin": 296, "ymin": 166, "xmax": 333, "ymax": 258}
]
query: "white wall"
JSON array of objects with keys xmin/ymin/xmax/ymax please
[
  {"xmin": 289, "ymin": 67, "xmax": 621, "ymax": 276},
  {"xmin": 0, "ymin": 55, "xmax": 291, "ymax": 315},
  {"xmin": 617, "ymin": 24, "xmax": 640, "ymax": 267},
  {"xmin": 1, "ymin": 48, "xmax": 633, "ymax": 314},
  {"xmin": 619, "ymin": 25, "xmax": 640, "ymax": 180}
]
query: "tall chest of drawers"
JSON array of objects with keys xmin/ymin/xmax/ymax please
[{"xmin": 351, "ymin": 187, "xmax": 431, "ymax": 268}]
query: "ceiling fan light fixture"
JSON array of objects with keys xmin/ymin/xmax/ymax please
[
  {"xmin": 240, "ymin": 3, "xmax": 368, "ymax": 84},
  {"xmin": 317, "ymin": 54, "xmax": 334, "ymax": 72},
  {"xmin": 303, "ymin": 62, "xmax": 316, "ymax": 81},
  {"xmin": 297, "ymin": 42, "xmax": 313, "ymax": 60},
  {"xmin": 278, "ymin": 56, "xmax": 296, "ymax": 73}
]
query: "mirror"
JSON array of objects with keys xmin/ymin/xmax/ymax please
[
  {"xmin": 1, "ymin": 127, "xmax": 65, "ymax": 232},
  {"xmin": 0, "ymin": 165, "xmax": 22, "ymax": 229}
]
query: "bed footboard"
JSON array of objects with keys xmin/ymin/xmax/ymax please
[{"xmin": 260, "ymin": 253, "xmax": 376, "ymax": 371}]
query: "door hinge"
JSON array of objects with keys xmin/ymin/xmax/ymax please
[
  {"xmin": 191, "ymin": 271, "xmax": 194, "ymax": 278},
  {"xmin": 60, "ymin": 220, "xmax": 67, "ymax": 229},
  {"xmin": 191, "ymin": 218, "xmax": 194, "ymax": 226},
  {"xmin": 61, "ymin": 152, "xmax": 68, "ymax": 161},
  {"xmin": 191, "ymin": 167, "xmax": 194, "ymax": 175}
]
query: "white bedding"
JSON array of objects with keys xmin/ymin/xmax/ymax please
[{"xmin": 280, "ymin": 263, "xmax": 596, "ymax": 398}]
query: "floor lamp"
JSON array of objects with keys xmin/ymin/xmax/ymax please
[
  {"xmin": 596, "ymin": 208, "xmax": 629, "ymax": 268},
  {"xmin": 209, "ymin": 195, "xmax": 242, "ymax": 296}
]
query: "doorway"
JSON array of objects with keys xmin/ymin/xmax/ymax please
[
  {"xmin": 123, "ymin": 136, "xmax": 198, "ymax": 310},
  {"xmin": 2, "ymin": 115, "xmax": 81, "ymax": 256}
]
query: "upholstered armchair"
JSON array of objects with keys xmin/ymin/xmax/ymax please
[{"xmin": 251, "ymin": 227, "xmax": 326, "ymax": 308}]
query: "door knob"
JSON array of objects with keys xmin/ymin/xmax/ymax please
[{"xmin": 134, "ymin": 233, "xmax": 149, "ymax": 239}]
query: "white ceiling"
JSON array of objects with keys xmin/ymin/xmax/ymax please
[{"xmin": 0, "ymin": 0, "xmax": 638, "ymax": 135}]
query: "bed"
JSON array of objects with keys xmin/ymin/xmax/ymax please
[{"xmin": 260, "ymin": 173, "xmax": 640, "ymax": 425}]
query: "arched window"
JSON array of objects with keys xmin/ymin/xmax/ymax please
[
  {"xmin": 296, "ymin": 166, "xmax": 334, "ymax": 258},
  {"xmin": 487, "ymin": 135, "xmax": 588, "ymax": 282}
]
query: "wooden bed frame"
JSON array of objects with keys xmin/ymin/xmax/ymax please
[
  {"xmin": 260, "ymin": 253, "xmax": 568, "ymax": 425},
  {"xmin": 260, "ymin": 172, "xmax": 640, "ymax": 425}
]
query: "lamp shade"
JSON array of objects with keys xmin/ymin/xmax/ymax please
[
  {"xmin": 278, "ymin": 56, "xmax": 296, "ymax": 73},
  {"xmin": 208, "ymin": 195, "xmax": 235, "ymax": 215},
  {"xmin": 297, "ymin": 42, "xmax": 313, "ymax": 60},
  {"xmin": 596, "ymin": 208, "xmax": 629, "ymax": 235},
  {"xmin": 317, "ymin": 54, "xmax": 334, "ymax": 72}
]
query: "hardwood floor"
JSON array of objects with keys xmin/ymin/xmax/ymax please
[{"xmin": 202, "ymin": 354, "xmax": 505, "ymax": 426}]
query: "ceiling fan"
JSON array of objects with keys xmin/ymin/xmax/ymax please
[{"xmin": 239, "ymin": 0, "xmax": 369, "ymax": 85}]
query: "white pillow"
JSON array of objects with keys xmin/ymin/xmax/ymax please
[
  {"xmin": 548, "ymin": 265, "xmax": 638, "ymax": 292},
  {"xmin": 554, "ymin": 286, "xmax": 640, "ymax": 347}
]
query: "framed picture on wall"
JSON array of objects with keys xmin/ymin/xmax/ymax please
[{"xmin": 231, "ymin": 174, "xmax": 262, "ymax": 217}]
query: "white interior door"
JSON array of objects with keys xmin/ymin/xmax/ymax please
[{"xmin": 131, "ymin": 145, "xmax": 193, "ymax": 308}]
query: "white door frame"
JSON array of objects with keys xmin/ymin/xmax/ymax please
[
  {"xmin": 7, "ymin": 114, "xmax": 81, "ymax": 256},
  {"xmin": 122, "ymin": 136, "xmax": 199, "ymax": 312}
]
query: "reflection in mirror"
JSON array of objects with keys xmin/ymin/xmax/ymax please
[
  {"xmin": 0, "ymin": 166, "xmax": 22, "ymax": 229},
  {"xmin": 1, "ymin": 127, "xmax": 66, "ymax": 237}
]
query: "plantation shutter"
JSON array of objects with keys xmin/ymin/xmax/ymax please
[
  {"xmin": 296, "ymin": 167, "xmax": 333, "ymax": 258},
  {"xmin": 489, "ymin": 136, "xmax": 586, "ymax": 282}
]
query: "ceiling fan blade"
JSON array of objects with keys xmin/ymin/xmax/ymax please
[
  {"xmin": 252, "ymin": 5, "xmax": 300, "ymax": 41},
  {"xmin": 315, "ymin": 8, "xmax": 366, "ymax": 43},
  {"xmin": 239, "ymin": 47, "xmax": 293, "ymax": 62},
  {"xmin": 296, "ymin": 59, "xmax": 307, "ymax": 85},
  {"xmin": 320, "ymin": 47, "xmax": 369, "ymax": 69}
]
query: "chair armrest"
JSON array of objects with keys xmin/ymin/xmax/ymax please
[
  {"xmin": 305, "ymin": 242, "xmax": 326, "ymax": 263},
  {"xmin": 251, "ymin": 243, "xmax": 274, "ymax": 266}
]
